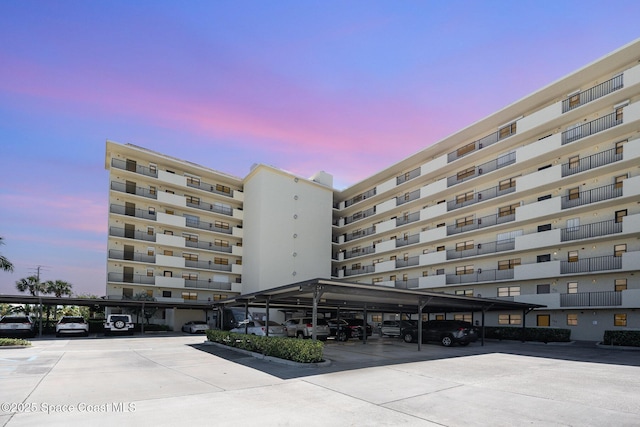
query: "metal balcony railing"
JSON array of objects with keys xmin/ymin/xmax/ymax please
[
  {"xmin": 396, "ymin": 167, "xmax": 421, "ymax": 185},
  {"xmin": 186, "ymin": 180, "xmax": 235, "ymax": 198},
  {"xmin": 446, "ymin": 239, "xmax": 515, "ymax": 260},
  {"xmin": 185, "ymin": 218, "xmax": 233, "ymax": 234},
  {"xmin": 108, "ymin": 250, "xmax": 155, "ymax": 263},
  {"xmin": 560, "ymin": 291, "xmax": 622, "ymax": 307},
  {"xmin": 111, "ymin": 158, "xmax": 158, "ymax": 178},
  {"xmin": 184, "ymin": 259, "xmax": 233, "ymax": 272},
  {"xmin": 394, "ymin": 278, "xmax": 419, "ymax": 289},
  {"xmin": 447, "ymin": 124, "xmax": 516, "ymax": 163},
  {"xmin": 562, "ymin": 74, "xmax": 623, "ymax": 113},
  {"xmin": 561, "ymin": 111, "xmax": 623, "ymax": 145},
  {"xmin": 447, "ymin": 183, "xmax": 516, "ymax": 211},
  {"xmin": 186, "ymin": 201, "xmax": 233, "ymax": 216},
  {"xmin": 343, "ymin": 245, "xmax": 376, "ymax": 260},
  {"xmin": 185, "ymin": 240, "xmax": 233, "ymax": 253},
  {"xmin": 110, "ymin": 204, "xmax": 157, "ymax": 220},
  {"xmin": 111, "ymin": 181, "xmax": 158, "ymax": 199},
  {"xmin": 344, "ymin": 225, "xmax": 376, "ymax": 242},
  {"xmin": 396, "ymin": 212, "xmax": 420, "ymax": 227},
  {"xmin": 343, "ymin": 265, "xmax": 376, "ymax": 276},
  {"xmin": 344, "ymin": 206, "xmax": 376, "ymax": 225},
  {"xmin": 396, "ymin": 234, "xmax": 420, "ymax": 248},
  {"xmin": 395, "ymin": 256, "xmax": 420, "ymax": 268},
  {"xmin": 344, "ymin": 188, "xmax": 377, "ymax": 208},
  {"xmin": 184, "ymin": 279, "xmax": 232, "ymax": 290},
  {"xmin": 561, "ymin": 183, "xmax": 622, "ymax": 209},
  {"xmin": 447, "ymin": 151, "xmax": 516, "ymax": 187},
  {"xmin": 446, "ymin": 268, "xmax": 514, "ymax": 284},
  {"xmin": 561, "ymin": 147, "xmax": 623, "ymax": 177},
  {"xmin": 561, "ymin": 219, "xmax": 623, "ymax": 242},
  {"xmin": 109, "ymin": 226, "xmax": 156, "ymax": 242},
  {"xmin": 107, "ymin": 272, "xmax": 155, "ymax": 285},
  {"xmin": 560, "ymin": 255, "xmax": 622, "ymax": 274},
  {"xmin": 397, "ymin": 189, "xmax": 421, "ymax": 206},
  {"xmin": 447, "ymin": 212, "xmax": 515, "ymax": 235}
]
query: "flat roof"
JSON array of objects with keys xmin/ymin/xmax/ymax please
[{"xmin": 214, "ymin": 278, "xmax": 545, "ymax": 314}]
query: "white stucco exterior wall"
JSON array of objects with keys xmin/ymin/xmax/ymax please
[{"xmin": 242, "ymin": 165, "xmax": 334, "ymax": 293}]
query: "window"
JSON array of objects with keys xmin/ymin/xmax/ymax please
[
  {"xmin": 568, "ymin": 187, "xmax": 580, "ymax": 200},
  {"xmin": 538, "ymin": 194, "xmax": 551, "ymax": 201},
  {"xmin": 181, "ymin": 273, "xmax": 198, "ymax": 280},
  {"xmin": 537, "ymin": 254, "xmax": 551, "ymax": 263},
  {"xmin": 537, "ymin": 284, "xmax": 550, "ymax": 294},
  {"xmin": 614, "ymin": 313, "xmax": 627, "ymax": 327},
  {"xmin": 537, "ymin": 315, "xmax": 550, "ymax": 327},
  {"xmin": 164, "ymin": 271, "xmax": 172, "ymax": 277},
  {"xmin": 436, "ymin": 269, "xmax": 444, "ymax": 275},
  {"xmin": 403, "ymin": 192, "xmax": 410, "ymax": 201},
  {"xmin": 454, "ymin": 314, "xmax": 473, "ymax": 322},
  {"xmin": 498, "ymin": 203, "xmax": 519, "ymax": 217},
  {"xmin": 456, "ymin": 215, "xmax": 474, "ymax": 228},
  {"xmin": 149, "ymin": 185, "xmax": 156, "ymax": 195},
  {"xmin": 498, "ymin": 258, "xmax": 520, "ymax": 270},
  {"xmin": 568, "ymin": 251, "xmax": 578, "ymax": 262},
  {"xmin": 146, "ymin": 290, "xmax": 153, "ymax": 298},
  {"xmin": 164, "ymin": 230, "xmax": 173, "ymax": 236},
  {"xmin": 215, "ymin": 221, "xmax": 230, "ymax": 230},
  {"xmin": 538, "ymin": 224, "xmax": 552, "ymax": 232},
  {"xmin": 165, "ymin": 190, "xmax": 175, "ymax": 195},
  {"xmin": 567, "ymin": 218, "xmax": 580, "ymax": 231},
  {"xmin": 498, "ymin": 314, "xmax": 521, "ymax": 325},
  {"xmin": 568, "ymin": 93, "xmax": 580, "ymax": 108},
  {"xmin": 183, "ymin": 233, "xmax": 198, "ymax": 242},
  {"xmin": 122, "ymin": 288, "xmax": 133, "ymax": 299},
  {"xmin": 456, "ymin": 265, "xmax": 474, "ymax": 275},
  {"xmin": 614, "ymin": 174, "xmax": 627, "ymax": 189},
  {"xmin": 615, "ymin": 140, "xmax": 626, "ymax": 155},
  {"xmin": 615, "ymin": 209, "xmax": 627, "ymax": 223},
  {"xmin": 615, "ymin": 106, "xmax": 623, "ymax": 122},
  {"xmin": 146, "ymin": 268, "xmax": 154, "ymax": 277},
  {"xmin": 162, "ymin": 291, "xmax": 171, "ymax": 298},
  {"xmin": 214, "ymin": 257, "xmax": 229, "ymax": 265},
  {"xmin": 454, "ymin": 289, "xmax": 474, "ymax": 296},
  {"xmin": 182, "ymin": 292, "xmax": 197, "ymax": 300},
  {"xmin": 148, "ymin": 206, "xmax": 155, "ymax": 215},
  {"xmin": 456, "ymin": 240, "xmax": 474, "ymax": 251},
  {"xmin": 149, "ymin": 163, "xmax": 157, "ymax": 174},
  {"xmin": 614, "ymin": 244, "xmax": 626, "ymax": 257},
  {"xmin": 182, "ymin": 253, "xmax": 198, "ymax": 261},
  {"xmin": 457, "ymin": 167, "xmax": 475, "ymax": 180},
  {"xmin": 147, "ymin": 227, "xmax": 154, "ymax": 236},
  {"xmin": 186, "ymin": 175, "xmax": 200, "ymax": 186},
  {"xmin": 614, "ymin": 279, "xmax": 627, "ymax": 292},
  {"xmin": 569, "ymin": 155, "xmax": 580, "ymax": 169},
  {"xmin": 436, "ymin": 222, "xmax": 445, "ymax": 228},
  {"xmin": 437, "ymin": 246, "xmax": 445, "ymax": 252},
  {"xmin": 215, "ymin": 184, "xmax": 231, "ymax": 194},
  {"xmin": 499, "ymin": 122, "xmax": 516, "ymax": 139},
  {"xmin": 422, "ymin": 271, "xmax": 428, "ymax": 277},
  {"xmin": 186, "ymin": 195, "xmax": 200, "ymax": 205},
  {"xmin": 456, "ymin": 191, "xmax": 474, "ymax": 204},
  {"xmin": 498, "ymin": 286, "xmax": 520, "ymax": 297},
  {"xmin": 165, "ymin": 209, "xmax": 174, "ymax": 215},
  {"xmin": 372, "ymin": 277, "xmax": 383, "ymax": 283},
  {"xmin": 567, "ymin": 282, "xmax": 578, "ymax": 294},
  {"xmin": 567, "ymin": 314, "xmax": 578, "ymax": 326},
  {"xmin": 457, "ymin": 142, "xmax": 475, "ymax": 157},
  {"xmin": 499, "ymin": 178, "xmax": 516, "ymax": 191},
  {"xmin": 163, "ymin": 250, "xmax": 173, "ymax": 256},
  {"xmin": 389, "ymin": 275, "xmax": 396, "ymax": 282},
  {"xmin": 147, "ymin": 247, "xmax": 154, "ymax": 256}
]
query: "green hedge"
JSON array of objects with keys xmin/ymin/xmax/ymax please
[
  {"xmin": 206, "ymin": 330, "xmax": 324, "ymax": 363},
  {"xmin": 483, "ymin": 326, "xmax": 571, "ymax": 343},
  {"xmin": 602, "ymin": 330, "xmax": 640, "ymax": 347},
  {"xmin": 0, "ymin": 338, "xmax": 32, "ymax": 346}
]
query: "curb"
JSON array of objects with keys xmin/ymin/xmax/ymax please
[
  {"xmin": 595, "ymin": 342, "xmax": 640, "ymax": 351},
  {"xmin": 203, "ymin": 340, "xmax": 332, "ymax": 367}
]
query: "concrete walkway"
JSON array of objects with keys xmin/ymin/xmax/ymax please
[{"xmin": 1, "ymin": 334, "xmax": 638, "ymax": 426}]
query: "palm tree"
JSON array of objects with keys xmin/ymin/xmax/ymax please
[
  {"xmin": 0, "ymin": 236, "xmax": 14, "ymax": 272},
  {"xmin": 15, "ymin": 276, "xmax": 45, "ymax": 296},
  {"xmin": 45, "ymin": 280, "xmax": 73, "ymax": 297}
]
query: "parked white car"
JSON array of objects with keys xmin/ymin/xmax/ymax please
[
  {"xmin": 230, "ymin": 320, "xmax": 287, "ymax": 337},
  {"xmin": 0, "ymin": 316, "xmax": 36, "ymax": 338},
  {"xmin": 104, "ymin": 314, "xmax": 134, "ymax": 335},
  {"xmin": 182, "ymin": 321, "xmax": 208, "ymax": 334},
  {"xmin": 56, "ymin": 316, "xmax": 89, "ymax": 337},
  {"xmin": 284, "ymin": 317, "xmax": 329, "ymax": 340}
]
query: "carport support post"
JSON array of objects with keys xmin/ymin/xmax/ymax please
[
  {"xmin": 311, "ymin": 285, "xmax": 324, "ymax": 341},
  {"xmin": 265, "ymin": 298, "xmax": 270, "ymax": 337},
  {"xmin": 141, "ymin": 302, "xmax": 145, "ymax": 334},
  {"xmin": 244, "ymin": 302, "xmax": 249, "ymax": 334},
  {"xmin": 363, "ymin": 305, "xmax": 367, "ymax": 344}
]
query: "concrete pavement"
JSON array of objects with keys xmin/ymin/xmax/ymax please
[{"xmin": 1, "ymin": 333, "xmax": 638, "ymax": 426}]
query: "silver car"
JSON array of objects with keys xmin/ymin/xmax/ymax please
[
  {"xmin": 284, "ymin": 317, "xmax": 330, "ymax": 340},
  {"xmin": 230, "ymin": 320, "xmax": 286, "ymax": 337},
  {"xmin": 182, "ymin": 321, "xmax": 208, "ymax": 334}
]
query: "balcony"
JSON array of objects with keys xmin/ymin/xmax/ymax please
[
  {"xmin": 560, "ymin": 255, "xmax": 622, "ymax": 274},
  {"xmin": 561, "ymin": 219, "xmax": 623, "ymax": 242},
  {"xmin": 394, "ymin": 278, "xmax": 419, "ymax": 289},
  {"xmin": 397, "ymin": 189, "xmax": 420, "ymax": 206},
  {"xmin": 395, "ymin": 256, "xmax": 420, "ymax": 268},
  {"xmin": 110, "ymin": 203, "xmax": 157, "ymax": 221},
  {"xmin": 560, "ymin": 291, "xmax": 622, "ymax": 307},
  {"xmin": 107, "ymin": 272, "xmax": 155, "ymax": 285},
  {"xmin": 447, "ymin": 123, "xmax": 516, "ymax": 163},
  {"xmin": 561, "ymin": 147, "xmax": 622, "ymax": 177},
  {"xmin": 344, "ymin": 206, "xmax": 376, "ymax": 225},
  {"xmin": 561, "ymin": 74, "xmax": 623, "ymax": 113},
  {"xmin": 344, "ymin": 188, "xmax": 376, "ymax": 208},
  {"xmin": 447, "ymin": 183, "xmax": 516, "ymax": 211},
  {"xmin": 447, "ymin": 212, "xmax": 515, "ymax": 236},
  {"xmin": 446, "ymin": 268, "xmax": 514, "ymax": 285},
  {"xmin": 396, "ymin": 167, "xmax": 421, "ymax": 185},
  {"xmin": 184, "ymin": 259, "xmax": 233, "ymax": 272},
  {"xmin": 184, "ymin": 279, "xmax": 232, "ymax": 291},
  {"xmin": 447, "ymin": 151, "xmax": 516, "ymax": 187},
  {"xmin": 396, "ymin": 234, "xmax": 420, "ymax": 248},
  {"xmin": 185, "ymin": 218, "xmax": 233, "ymax": 234},
  {"xmin": 186, "ymin": 200, "xmax": 233, "ymax": 216},
  {"xmin": 109, "ymin": 226, "xmax": 156, "ymax": 242},
  {"xmin": 446, "ymin": 239, "xmax": 515, "ymax": 260},
  {"xmin": 561, "ymin": 111, "xmax": 622, "ymax": 145},
  {"xmin": 343, "ymin": 265, "xmax": 376, "ymax": 276},
  {"xmin": 561, "ymin": 183, "xmax": 622, "ymax": 209},
  {"xmin": 108, "ymin": 249, "xmax": 155, "ymax": 263},
  {"xmin": 185, "ymin": 239, "xmax": 233, "ymax": 253},
  {"xmin": 111, "ymin": 181, "xmax": 157, "ymax": 199},
  {"xmin": 344, "ymin": 225, "xmax": 376, "ymax": 242},
  {"xmin": 111, "ymin": 158, "xmax": 157, "ymax": 178},
  {"xmin": 186, "ymin": 180, "xmax": 235, "ymax": 198},
  {"xmin": 343, "ymin": 245, "xmax": 376, "ymax": 260},
  {"xmin": 396, "ymin": 212, "xmax": 420, "ymax": 227}
]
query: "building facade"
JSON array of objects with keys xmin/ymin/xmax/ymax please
[{"xmin": 106, "ymin": 40, "xmax": 640, "ymax": 340}]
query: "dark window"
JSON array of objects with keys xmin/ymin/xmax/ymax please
[
  {"xmin": 537, "ymin": 284, "xmax": 550, "ymax": 294},
  {"xmin": 537, "ymin": 254, "xmax": 551, "ymax": 263},
  {"xmin": 538, "ymin": 224, "xmax": 552, "ymax": 232}
]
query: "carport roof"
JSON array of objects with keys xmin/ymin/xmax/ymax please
[{"xmin": 214, "ymin": 278, "xmax": 545, "ymax": 313}]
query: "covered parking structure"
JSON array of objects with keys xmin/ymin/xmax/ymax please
[{"xmin": 213, "ymin": 278, "xmax": 546, "ymax": 350}]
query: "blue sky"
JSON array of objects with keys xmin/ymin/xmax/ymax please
[{"xmin": 1, "ymin": 1, "xmax": 639, "ymax": 296}]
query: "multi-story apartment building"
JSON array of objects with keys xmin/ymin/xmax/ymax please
[{"xmin": 106, "ymin": 39, "xmax": 640, "ymax": 340}]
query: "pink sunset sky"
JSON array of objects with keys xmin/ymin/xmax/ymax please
[{"xmin": 1, "ymin": 1, "xmax": 639, "ymax": 295}]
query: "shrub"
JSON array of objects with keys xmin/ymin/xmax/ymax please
[
  {"xmin": 206, "ymin": 330, "xmax": 324, "ymax": 363},
  {"xmin": 602, "ymin": 330, "xmax": 640, "ymax": 347},
  {"xmin": 483, "ymin": 326, "xmax": 571, "ymax": 343},
  {"xmin": 0, "ymin": 338, "xmax": 32, "ymax": 346}
]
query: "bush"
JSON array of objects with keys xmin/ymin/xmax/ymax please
[
  {"xmin": 483, "ymin": 326, "xmax": 571, "ymax": 343},
  {"xmin": 206, "ymin": 330, "xmax": 324, "ymax": 363},
  {"xmin": 0, "ymin": 338, "xmax": 32, "ymax": 346},
  {"xmin": 602, "ymin": 330, "xmax": 640, "ymax": 347}
]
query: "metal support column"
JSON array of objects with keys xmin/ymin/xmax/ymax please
[
  {"xmin": 363, "ymin": 305, "xmax": 367, "ymax": 344},
  {"xmin": 265, "ymin": 297, "xmax": 270, "ymax": 337}
]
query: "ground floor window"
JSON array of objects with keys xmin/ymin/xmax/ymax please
[
  {"xmin": 614, "ymin": 313, "xmax": 627, "ymax": 327},
  {"xmin": 498, "ymin": 314, "xmax": 521, "ymax": 325},
  {"xmin": 537, "ymin": 315, "xmax": 550, "ymax": 327},
  {"xmin": 182, "ymin": 292, "xmax": 197, "ymax": 300},
  {"xmin": 454, "ymin": 314, "xmax": 472, "ymax": 323},
  {"xmin": 567, "ymin": 314, "xmax": 578, "ymax": 326}
]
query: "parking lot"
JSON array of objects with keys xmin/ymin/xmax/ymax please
[{"xmin": 1, "ymin": 333, "xmax": 639, "ymax": 426}]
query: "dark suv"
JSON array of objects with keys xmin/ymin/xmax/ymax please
[
  {"xmin": 328, "ymin": 318, "xmax": 372, "ymax": 341},
  {"xmin": 402, "ymin": 320, "xmax": 478, "ymax": 346}
]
